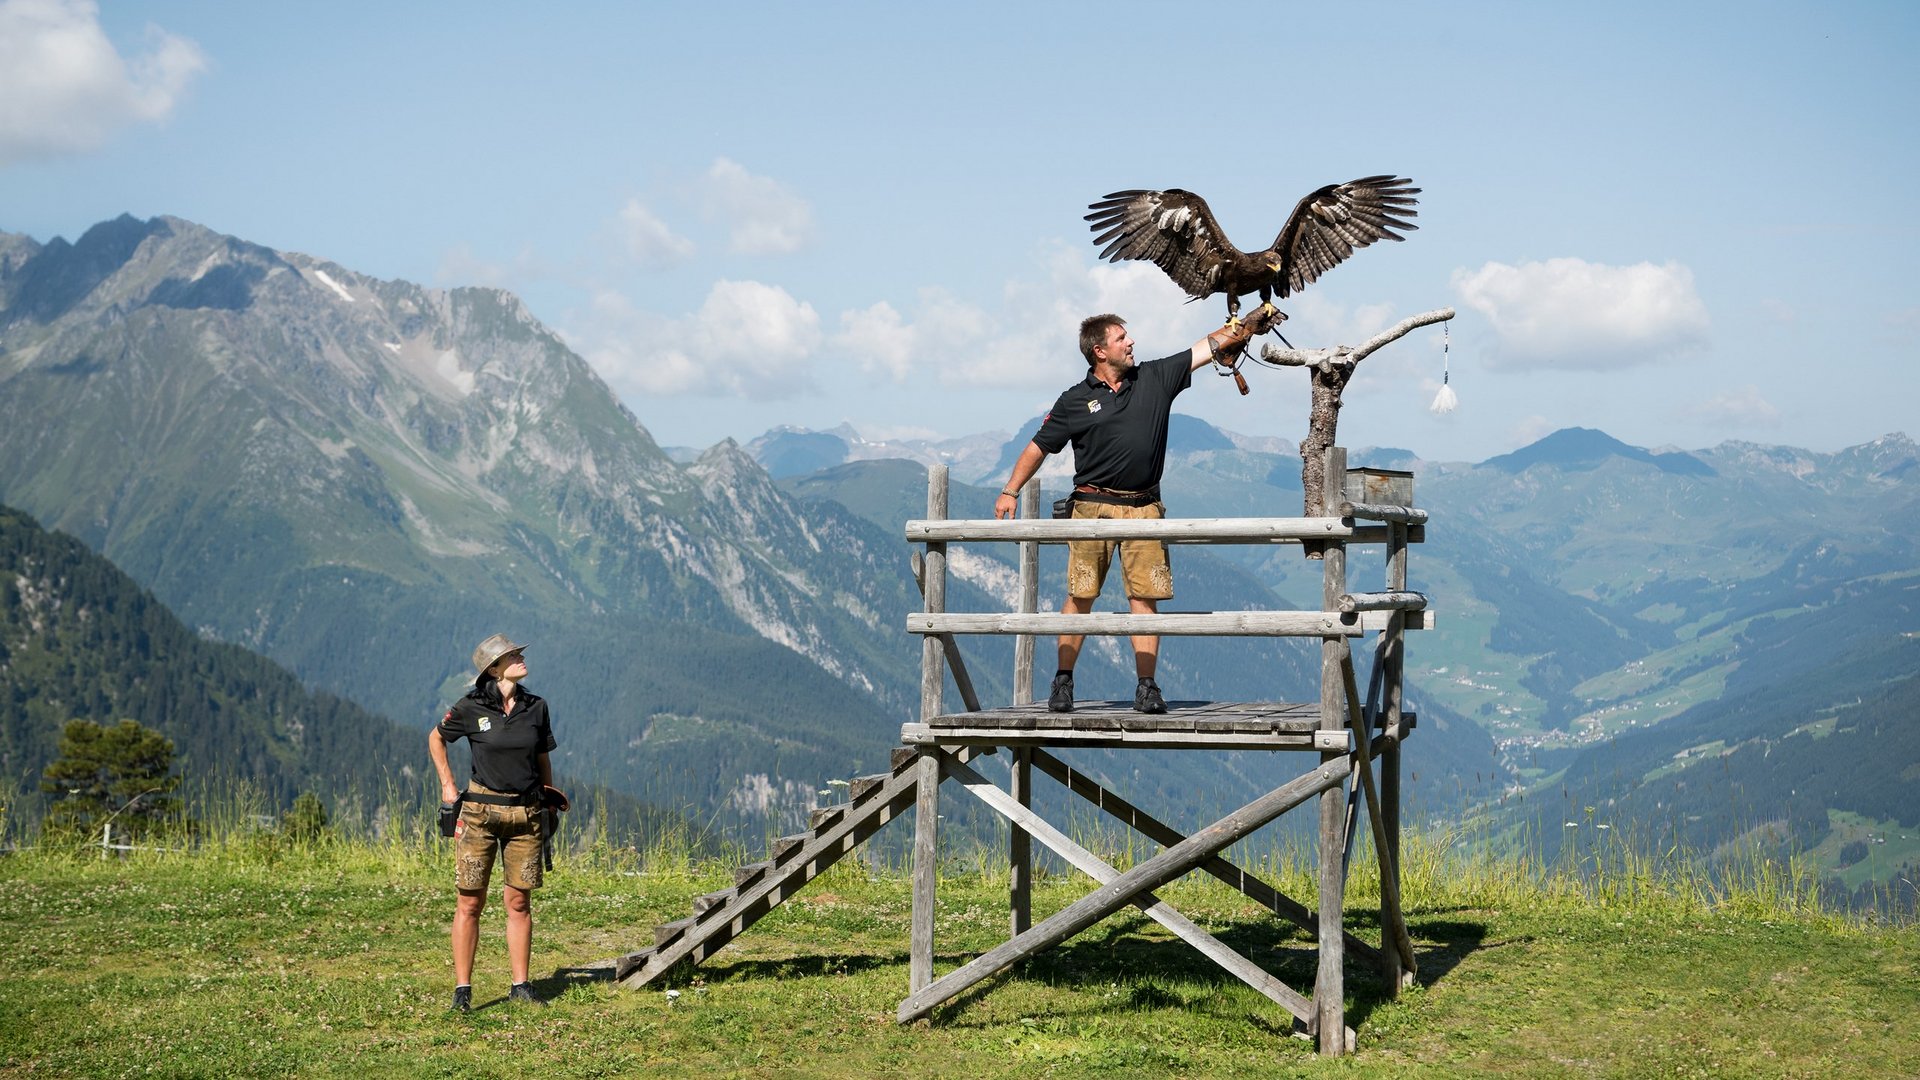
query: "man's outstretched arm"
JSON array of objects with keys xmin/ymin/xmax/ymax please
[
  {"xmin": 1188, "ymin": 307, "xmax": 1285, "ymax": 371},
  {"xmin": 993, "ymin": 442, "xmax": 1050, "ymax": 520}
]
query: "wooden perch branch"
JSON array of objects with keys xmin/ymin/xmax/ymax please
[
  {"xmin": 1275, "ymin": 307, "xmax": 1453, "ymax": 542},
  {"xmin": 1257, "ymin": 307, "xmax": 1456, "ymax": 372}
]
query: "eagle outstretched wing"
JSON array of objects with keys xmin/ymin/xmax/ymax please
[
  {"xmin": 1085, "ymin": 178, "xmax": 1420, "ymax": 310},
  {"xmin": 1085, "ymin": 189, "xmax": 1241, "ymax": 300},
  {"xmin": 1271, "ymin": 175, "xmax": 1420, "ymax": 298}
]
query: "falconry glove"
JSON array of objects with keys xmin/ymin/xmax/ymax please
[{"xmin": 1205, "ymin": 305, "xmax": 1285, "ymax": 395}]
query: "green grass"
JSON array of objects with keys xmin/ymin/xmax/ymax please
[{"xmin": 0, "ymin": 828, "xmax": 1914, "ymax": 1079}]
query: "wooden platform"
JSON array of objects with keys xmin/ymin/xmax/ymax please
[{"xmin": 902, "ymin": 700, "xmax": 1353, "ymax": 751}]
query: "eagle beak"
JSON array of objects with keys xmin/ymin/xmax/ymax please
[{"xmin": 1268, "ymin": 262, "xmax": 1281, "ymax": 273}]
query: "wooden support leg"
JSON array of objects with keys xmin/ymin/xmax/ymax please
[
  {"xmin": 1010, "ymin": 747, "xmax": 1032, "ymax": 937},
  {"xmin": 1315, "ymin": 479, "xmax": 1350, "ymax": 1057},
  {"xmin": 897, "ymin": 756, "xmax": 1352, "ymax": 1023},
  {"xmin": 1315, "ymin": 697, "xmax": 1349, "ymax": 1053},
  {"xmin": 910, "ymin": 748, "xmax": 940, "ymax": 994},
  {"xmin": 1340, "ymin": 643, "xmax": 1418, "ymax": 979},
  {"xmin": 1382, "ymin": 736, "xmax": 1407, "ymax": 992}
]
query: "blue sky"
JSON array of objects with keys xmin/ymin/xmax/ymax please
[{"xmin": 2, "ymin": 0, "xmax": 1915, "ymax": 462}]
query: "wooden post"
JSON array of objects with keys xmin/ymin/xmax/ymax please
[
  {"xmin": 1316, "ymin": 446, "xmax": 1349, "ymax": 1054},
  {"xmin": 911, "ymin": 748, "xmax": 939, "ymax": 993},
  {"xmin": 1340, "ymin": 645, "xmax": 1418, "ymax": 976},
  {"xmin": 1011, "ymin": 481, "xmax": 1037, "ymax": 937},
  {"xmin": 911, "ymin": 466, "xmax": 949, "ymax": 994},
  {"xmin": 1010, "ymin": 747, "xmax": 1032, "ymax": 937},
  {"xmin": 1014, "ymin": 481, "xmax": 1039, "ymax": 705},
  {"xmin": 1382, "ymin": 518, "xmax": 1410, "ymax": 991},
  {"xmin": 921, "ymin": 466, "xmax": 948, "ymax": 724}
]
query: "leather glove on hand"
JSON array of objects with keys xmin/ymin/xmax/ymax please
[{"xmin": 1207, "ymin": 305, "xmax": 1287, "ymax": 358}]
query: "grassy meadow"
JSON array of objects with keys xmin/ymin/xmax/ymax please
[{"xmin": 0, "ymin": 814, "xmax": 1914, "ymax": 1079}]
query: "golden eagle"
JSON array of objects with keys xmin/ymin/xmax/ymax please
[{"xmin": 1086, "ymin": 176, "xmax": 1419, "ymax": 325}]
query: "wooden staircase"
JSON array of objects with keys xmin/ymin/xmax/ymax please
[{"xmin": 613, "ymin": 745, "xmax": 976, "ymax": 988}]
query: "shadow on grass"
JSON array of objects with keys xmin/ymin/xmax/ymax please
[
  {"xmin": 922, "ymin": 908, "xmax": 1494, "ymax": 1033},
  {"xmin": 551, "ymin": 907, "xmax": 1496, "ymax": 1035}
]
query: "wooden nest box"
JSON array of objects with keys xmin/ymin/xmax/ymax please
[{"xmin": 1344, "ymin": 467, "xmax": 1413, "ymax": 509}]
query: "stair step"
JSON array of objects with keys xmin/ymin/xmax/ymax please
[
  {"xmin": 733, "ymin": 860, "xmax": 774, "ymax": 888},
  {"xmin": 891, "ymin": 747, "xmax": 916, "ymax": 772},
  {"xmin": 849, "ymin": 773, "xmax": 890, "ymax": 803},
  {"xmin": 654, "ymin": 916, "xmax": 697, "ymax": 948},
  {"xmin": 809, "ymin": 804, "xmax": 849, "ymax": 831},
  {"xmin": 692, "ymin": 889, "xmax": 735, "ymax": 919},
  {"xmin": 771, "ymin": 834, "xmax": 809, "ymax": 864},
  {"xmin": 613, "ymin": 948, "xmax": 654, "ymax": 982}
]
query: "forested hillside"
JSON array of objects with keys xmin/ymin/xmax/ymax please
[{"xmin": 0, "ymin": 504, "xmax": 680, "ymax": 841}]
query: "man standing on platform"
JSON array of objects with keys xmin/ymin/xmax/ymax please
[{"xmin": 993, "ymin": 308, "xmax": 1278, "ymax": 713}]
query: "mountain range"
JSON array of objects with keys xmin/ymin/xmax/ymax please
[
  {"xmin": 2, "ymin": 214, "xmax": 1913, "ymax": 902},
  {"xmin": 0, "ymin": 502, "xmax": 681, "ymax": 843}
]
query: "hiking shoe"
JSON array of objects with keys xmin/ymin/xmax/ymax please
[
  {"xmin": 1048, "ymin": 671, "xmax": 1074, "ymax": 713},
  {"xmin": 451, "ymin": 985, "xmax": 472, "ymax": 1013},
  {"xmin": 508, "ymin": 982, "xmax": 548, "ymax": 1007},
  {"xmin": 1134, "ymin": 680, "xmax": 1168, "ymax": 714}
]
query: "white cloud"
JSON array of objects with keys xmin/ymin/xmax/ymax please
[
  {"xmin": 1452, "ymin": 258, "xmax": 1709, "ymax": 370},
  {"xmin": 615, "ymin": 198, "xmax": 694, "ymax": 268},
  {"xmin": 1509, "ymin": 414, "xmax": 1556, "ymax": 447},
  {"xmin": 571, "ymin": 279, "xmax": 822, "ymax": 399},
  {"xmin": 703, "ymin": 157, "xmax": 813, "ymax": 255},
  {"xmin": 835, "ymin": 300, "xmax": 917, "ymax": 379},
  {"xmin": 831, "ymin": 246, "xmax": 1208, "ymax": 392},
  {"xmin": 1684, "ymin": 384, "xmax": 1780, "ymax": 426},
  {"xmin": 0, "ymin": 0, "xmax": 206, "ymax": 167},
  {"xmin": 831, "ymin": 244, "xmax": 1431, "ymax": 398}
]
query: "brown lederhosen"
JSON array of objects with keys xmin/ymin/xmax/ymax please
[
  {"xmin": 1066, "ymin": 487, "xmax": 1173, "ymax": 600},
  {"xmin": 454, "ymin": 783, "xmax": 546, "ymax": 891}
]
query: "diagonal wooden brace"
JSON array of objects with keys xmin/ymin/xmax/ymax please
[
  {"xmin": 941, "ymin": 753, "xmax": 1334, "ymax": 1032},
  {"xmin": 1027, "ymin": 748, "xmax": 1384, "ymax": 970},
  {"xmin": 897, "ymin": 754, "xmax": 1352, "ymax": 1023}
]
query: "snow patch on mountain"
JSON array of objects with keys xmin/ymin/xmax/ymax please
[{"xmin": 311, "ymin": 268, "xmax": 355, "ymax": 303}]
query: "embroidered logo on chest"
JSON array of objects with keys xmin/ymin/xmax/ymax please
[
  {"xmin": 477, "ymin": 716, "xmax": 492, "ymax": 732},
  {"xmin": 1086, "ymin": 400, "xmax": 1102, "ymax": 413}
]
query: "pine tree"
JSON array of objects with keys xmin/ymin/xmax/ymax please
[
  {"xmin": 40, "ymin": 719, "xmax": 181, "ymax": 839},
  {"xmin": 283, "ymin": 792, "xmax": 330, "ymax": 842}
]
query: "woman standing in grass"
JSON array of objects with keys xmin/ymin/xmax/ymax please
[{"xmin": 427, "ymin": 633, "xmax": 559, "ymax": 1012}]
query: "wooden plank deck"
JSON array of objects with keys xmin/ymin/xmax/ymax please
[{"xmin": 902, "ymin": 700, "xmax": 1350, "ymax": 751}]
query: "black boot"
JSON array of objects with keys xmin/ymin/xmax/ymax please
[
  {"xmin": 1048, "ymin": 671, "xmax": 1074, "ymax": 713},
  {"xmin": 1134, "ymin": 678, "xmax": 1167, "ymax": 714}
]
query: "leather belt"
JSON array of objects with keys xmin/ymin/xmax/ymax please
[
  {"xmin": 1072, "ymin": 484, "xmax": 1160, "ymax": 507},
  {"xmin": 463, "ymin": 789, "xmax": 540, "ymax": 807}
]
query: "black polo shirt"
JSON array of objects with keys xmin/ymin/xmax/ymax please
[
  {"xmin": 437, "ymin": 678, "xmax": 556, "ymax": 796},
  {"xmin": 1032, "ymin": 352, "xmax": 1191, "ymax": 492}
]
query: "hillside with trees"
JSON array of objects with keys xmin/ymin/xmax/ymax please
[{"xmin": 0, "ymin": 504, "xmax": 677, "ymax": 842}]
